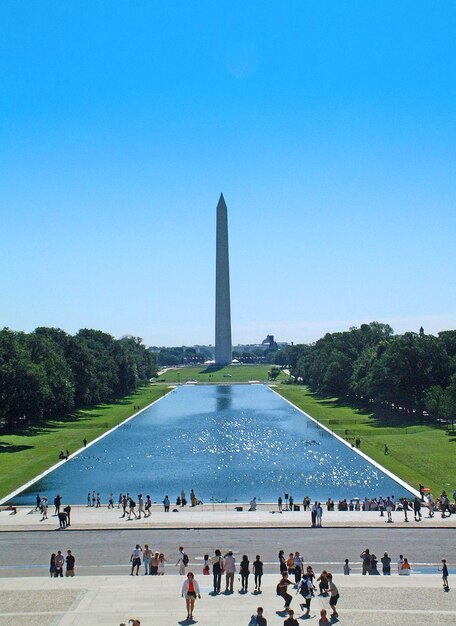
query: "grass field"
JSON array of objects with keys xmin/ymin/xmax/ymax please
[
  {"xmin": 276, "ymin": 385, "xmax": 456, "ymax": 496},
  {"xmin": 158, "ymin": 364, "xmax": 288, "ymax": 383},
  {"xmin": 0, "ymin": 385, "xmax": 171, "ymax": 500}
]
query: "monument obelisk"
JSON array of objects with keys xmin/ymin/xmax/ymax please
[{"xmin": 215, "ymin": 193, "xmax": 232, "ymax": 365}]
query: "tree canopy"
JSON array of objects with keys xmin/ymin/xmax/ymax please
[
  {"xmin": 275, "ymin": 322, "xmax": 456, "ymax": 422},
  {"xmin": 0, "ymin": 327, "xmax": 157, "ymax": 431}
]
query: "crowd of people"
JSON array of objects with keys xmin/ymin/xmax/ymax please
[
  {"xmin": 334, "ymin": 490, "xmax": 455, "ymax": 519},
  {"xmin": 123, "ymin": 544, "xmax": 342, "ymax": 621},
  {"xmin": 31, "ymin": 486, "xmax": 456, "ymax": 522},
  {"xmin": 44, "ymin": 539, "xmax": 450, "ymax": 623}
]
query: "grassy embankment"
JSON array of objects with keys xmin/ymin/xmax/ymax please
[
  {"xmin": 0, "ymin": 385, "xmax": 171, "ymax": 500},
  {"xmin": 276, "ymin": 385, "xmax": 456, "ymax": 496},
  {"xmin": 158, "ymin": 364, "xmax": 288, "ymax": 383}
]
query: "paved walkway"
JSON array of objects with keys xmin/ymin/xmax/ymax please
[
  {"xmin": 0, "ymin": 574, "xmax": 454, "ymax": 626},
  {"xmin": 1, "ymin": 504, "xmax": 454, "ymax": 532}
]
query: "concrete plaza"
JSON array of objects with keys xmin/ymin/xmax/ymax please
[
  {"xmin": 1, "ymin": 502, "xmax": 455, "ymax": 531},
  {"xmin": 1, "ymin": 505, "xmax": 455, "ymax": 624},
  {"xmin": 0, "ymin": 572, "xmax": 454, "ymax": 626}
]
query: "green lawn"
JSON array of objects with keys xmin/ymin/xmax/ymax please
[
  {"xmin": 276, "ymin": 385, "xmax": 456, "ymax": 496},
  {"xmin": 158, "ymin": 364, "xmax": 289, "ymax": 383},
  {"xmin": 0, "ymin": 385, "xmax": 171, "ymax": 500}
]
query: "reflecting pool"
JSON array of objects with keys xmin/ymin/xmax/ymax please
[{"xmin": 11, "ymin": 385, "xmax": 414, "ymax": 504}]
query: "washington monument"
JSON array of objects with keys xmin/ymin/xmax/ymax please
[{"xmin": 215, "ymin": 193, "xmax": 232, "ymax": 365}]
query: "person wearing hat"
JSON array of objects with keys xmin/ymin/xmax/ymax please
[{"xmin": 224, "ymin": 551, "xmax": 236, "ymax": 593}]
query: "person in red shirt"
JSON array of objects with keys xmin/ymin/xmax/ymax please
[{"xmin": 181, "ymin": 572, "xmax": 201, "ymax": 620}]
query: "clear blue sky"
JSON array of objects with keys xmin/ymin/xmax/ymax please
[{"xmin": 1, "ymin": 1, "xmax": 455, "ymax": 346}]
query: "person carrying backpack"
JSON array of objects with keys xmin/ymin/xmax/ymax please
[{"xmin": 177, "ymin": 546, "xmax": 188, "ymax": 575}]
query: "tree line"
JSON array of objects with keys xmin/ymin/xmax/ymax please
[
  {"xmin": 0, "ymin": 327, "xmax": 158, "ymax": 432},
  {"xmin": 276, "ymin": 322, "xmax": 456, "ymax": 424}
]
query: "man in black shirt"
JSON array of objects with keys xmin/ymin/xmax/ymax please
[{"xmin": 65, "ymin": 550, "xmax": 75, "ymax": 577}]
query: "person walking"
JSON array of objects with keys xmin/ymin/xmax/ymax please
[
  {"xmin": 108, "ymin": 493, "xmax": 114, "ymax": 509},
  {"xmin": 414, "ymin": 496, "xmax": 422, "ymax": 521},
  {"xmin": 402, "ymin": 498, "xmax": 410, "ymax": 522},
  {"xmin": 145, "ymin": 495, "xmax": 152, "ymax": 517},
  {"xmin": 327, "ymin": 573, "xmax": 339, "ymax": 618},
  {"xmin": 224, "ymin": 551, "xmax": 236, "ymax": 593},
  {"xmin": 441, "ymin": 559, "xmax": 449, "ymax": 591},
  {"xmin": 278, "ymin": 496, "xmax": 283, "ymax": 512},
  {"xmin": 176, "ymin": 547, "xmax": 187, "ymax": 576},
  {"xmin": 277, "ymin": 572, "xmax": 293, "ymax": 609},
  {"xmin": 65, "ymin": 550, "xmax": 75, "ymax": 577},
  {"xmin": 211, "ymin": 549, "xmax": 224, "ymax": 594},
  {"xmin": 163, "ymin": 495, "xmax": 170, "ymax": 512},
  {"xmin": 181, "ymin": 572, "xmax": 200, "ymax": 621},
  {"xmin": 240, "ymin": 555, "xmax": 250, "ymax": 592},
  {"xmin": 121, "ymin": 495, "xmax": 128, "ymax": 517},
  {"xmin": 317, "ymin": 570, "xmax": 329, "ymax": 595},
  {"xmin": 128, "ymin": 497, "xmax": 138, "ymax": 520},
  {"xmin": 137, "ymin": 494, "xmax": 145, "ymax": 519},
  {"xmin": 130, "ymin": 545, "xmax": 142, "ymax": 576},
  {"xmin": 40, "ymin": 496, "xmax": 48, "ymax": 520},
  {"xmin": 297, "ymin": 574, "xmax": 315, "ymax": 616},
  {"xmin": 253, "ymin": 554, "xmax": 263, "ymax": 592}
]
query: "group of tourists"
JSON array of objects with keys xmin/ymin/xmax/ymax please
[
  {"xmin": 208, "ymin": 550, "xmax": 264, "ymax": 594},
  {"xmin": 49, "ymin": 549, "xmax": 75, "ymax": 577},
  {"xmin": 130, "ymin": 544, "xmax": 167, "ymax": 576},
  {"xmin": 175, "ymin": 546, "xmax": 338, "ymax": 622},
  {"xmin": 359, "ymin": 548, "xmax": 411, "ymax": 575},
  {"xmin": 277, "ymin": 550, "xmax": 339, "ymax": 617},
  {"xmin": 275, "ymin": 490, "xmax": 455, "ymax": 525},
  {"xmin": 335, "ymin": 491, "xmax": 455, "ymax": 519},
  {"xmin": 35, "ymin": 494, "xmax": 71, "ymax": 527}
]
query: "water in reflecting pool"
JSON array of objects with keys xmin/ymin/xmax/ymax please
[{"xmin": 11, "ymin": 385, "xmax": 413, "ymax": 504}]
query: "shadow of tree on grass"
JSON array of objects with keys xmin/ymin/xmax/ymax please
[{"xmin": 0, "ymin": 442, "xmax": 34, "ymax": 453}]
